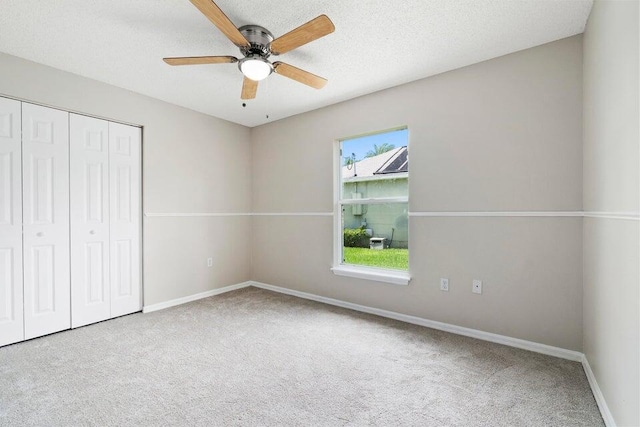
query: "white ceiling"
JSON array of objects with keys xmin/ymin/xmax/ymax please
[{"xmin": 0, "ymin": 0, "xmax": 592, "ymax": 127}]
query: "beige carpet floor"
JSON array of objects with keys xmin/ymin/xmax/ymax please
[{"xmin": 0, "ymin": 287, "xmax": 603, "ymax": 426}]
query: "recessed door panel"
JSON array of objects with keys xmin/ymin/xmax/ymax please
[
  {"xmin": 0, "ymin": 246, "xmax": 22, "ymax": 346},
  {"xmin": 31, "ymin": 245, "xmax": 55, "ymax": 314},
  {"xmin": 22, "ymin": 103, "xmax": 70, "ymax": 340},
  {"xmin": 0, "ymin": 97, "xmax": 23, "ymax": 347},
  {"xmin": 85, "ymin": 241, "xmax": 106, "ymax": 303},
  {"xmin": 0, "ymin": 248, "xmax": 15, "ymax": 321},
  {"xmin": 109, "ymin": 122, "xmax": 141, "ymax": 317},
  {"xmin": 31, "ymin": 155, "xmax": 54, "ymax": 224},
  {"xmin": 114, "ymin": 239, "xmax": 132, "ymax": 298},
  {"xmin": 70, "ymin": 114, "xmax": 110, "ymax": 327},
  {"xmin": 115, "ymin": 166, "xmax": 131, "ymax": 222},
  {"xmin": 30, "ymin": 119, "xmax": 53, "ymax": 144},
  {"xmin": 0, "ymin": 152, "xmax": 14, "ymax": 226},
  {"xmin": 86, "ymin": 163, "xmax": 104, "ymax": 222},
  {"xmin": 0, "ymin": 112, "xmax": 13, "ymax": 138}
]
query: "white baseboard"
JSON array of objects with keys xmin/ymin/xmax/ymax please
[
  {"xmin": 582, "ymin": 355, "xmax": 616, "ymax": 426},
  {"xmin": 142, "ymin": 281, "xmax": 251, "ymax": 313},
  {"xmin": 248, "ymin": 281, "xmax": 583, "ymax": 362}
]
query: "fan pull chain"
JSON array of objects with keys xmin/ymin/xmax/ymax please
[{"xmin": 265, "ymin": 76, "xmax": 270, "ymax": 120}]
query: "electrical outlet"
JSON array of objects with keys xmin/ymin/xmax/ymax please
[
  {"xmin": 472, "ymin": 279, "xmax": 482, "ymax": 294},
  {"xmin": 440, "ymin": 278, "xmax": 449, "ymax": 292},
  {"xmin": 207, "ymin": 257, "xmax": 213, "ymax": 267}
]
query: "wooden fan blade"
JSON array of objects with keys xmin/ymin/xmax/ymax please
[
  {"xmin": 163, "ymin": 56, "xmax": 238, "ymax": 66},
  {"xmin": 273, "ymin": 62, "xmax": 327, "ymax": 89},
  {"xmin": 241, "ymin": 77, "xmax": 258, "ymax": 99},
  {"xmin": 189, "ymin": 0, "xmax": 250, "ymax": 48},
  {"xmin": 270, "ymin": 15, "xmax": 335, "ymax": 55}
]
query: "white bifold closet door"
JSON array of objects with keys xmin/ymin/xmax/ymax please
[
  {"xmin": 70, "ymin": 115, "xmax": 111, "ymax": 327},
  {"xmin": 0, "ymin": 97, "xmax": 24, "ymax": 347},
  {"xmin": 71, "ymin": 115, "xmax": 141, "ymax": 327},
  {"xmin": 22, "ymin": 103, "xmax": 71, "ymax": 340},
  {"xmin": 108, "ymin": 122, "xmax": 141, "ymax": 318}
]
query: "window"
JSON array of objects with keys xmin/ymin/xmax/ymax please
[{"xmin": 332, "ymin": 127, "xmax": 410, "ymax": 285}]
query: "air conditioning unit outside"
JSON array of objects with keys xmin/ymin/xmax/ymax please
[{"xmin": 370, "ymin": 237, "xmax": 386, "ymax": 250}]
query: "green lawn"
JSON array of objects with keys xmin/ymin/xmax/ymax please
[{"xmin": 343, "ymin": 247, "xmax": 408, "ymax": 270}]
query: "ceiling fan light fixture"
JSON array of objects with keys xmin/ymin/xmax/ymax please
[
  {"xmin": 239, "ymin": 56, "xmax": 273, "ymax": 81},
  {"xmin": 164, "ymin": 2, "xmax": 334, "ymax": 100}
]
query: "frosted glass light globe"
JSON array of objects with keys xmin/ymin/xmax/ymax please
[{"xmin": 240, "ymin": 58, "xmax": 272, "ymax": 81}]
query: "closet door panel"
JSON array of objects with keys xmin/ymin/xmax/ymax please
[
  {"xmin": 70, "ymin": 114, "xmax": 110, "ymax": 328},
  {"xmin": 0, "ymin": 97, "xmax": 24, "ymax": 347},
  {"xmin": 22, "ymin": 103, "xmax": 70, "ymax": 340},
  {"xmin": 109, "ymin": 122, "xmax": 141, "ymax": 317}
]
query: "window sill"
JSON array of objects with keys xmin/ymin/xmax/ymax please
[{"xmin": 331, "ymin": 265, "xmax": 411, "ymax": 286}]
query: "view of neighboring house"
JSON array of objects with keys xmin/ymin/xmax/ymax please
[{"xmin": 342, "ymin": 146, "xmax": 409, "ymax": 248}]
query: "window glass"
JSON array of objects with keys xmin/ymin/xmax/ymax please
[
  {"xmin": 338, "ymin": 128, "xmax": 409, "ymax": 271},
  {"xmin": 342, "ymin": 203, "xmax": 409, "ymax": 270}
]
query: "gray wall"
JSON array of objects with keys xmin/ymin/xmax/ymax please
[
  {"xmin": 582, "ymin": 1, "xmax": 639, "ymax": 425},
  {"xmin": 251, "ymin": 36, "xmax": 584, "ymax": 351},
  {"xmin": 0, "ymin": 52, "xmax": 252, "ymax": 306}
]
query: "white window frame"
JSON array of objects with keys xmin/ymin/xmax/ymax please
[{"xmin": 330, "ymin": 127, "xmax": 411, "ymax": 286}]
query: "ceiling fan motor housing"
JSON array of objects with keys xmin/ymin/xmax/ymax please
[{"xmin": 238, "ymin": 25, "xmax": 274, "ymax": 58}]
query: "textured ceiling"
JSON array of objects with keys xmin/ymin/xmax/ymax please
[{"xmin": 0, "ymin": 0, "xmax": 593, "ymax": 127}]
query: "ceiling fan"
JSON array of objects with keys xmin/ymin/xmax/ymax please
[{"xmin": 163, "ymin": 0, "xmax": 335, "ymax": 100}]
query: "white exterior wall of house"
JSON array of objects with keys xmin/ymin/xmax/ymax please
[{"xmin": 343, "ymin": 177, "xmax": 409, "ymax": 248}]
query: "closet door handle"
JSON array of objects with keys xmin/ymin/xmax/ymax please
[
  {"xmin": 36, "ymin": 232, "xmax": 44, "ymax": 237},
  {"xmin": 89, "ymin": 230, "xmax": 96, "ymax": 235}
]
